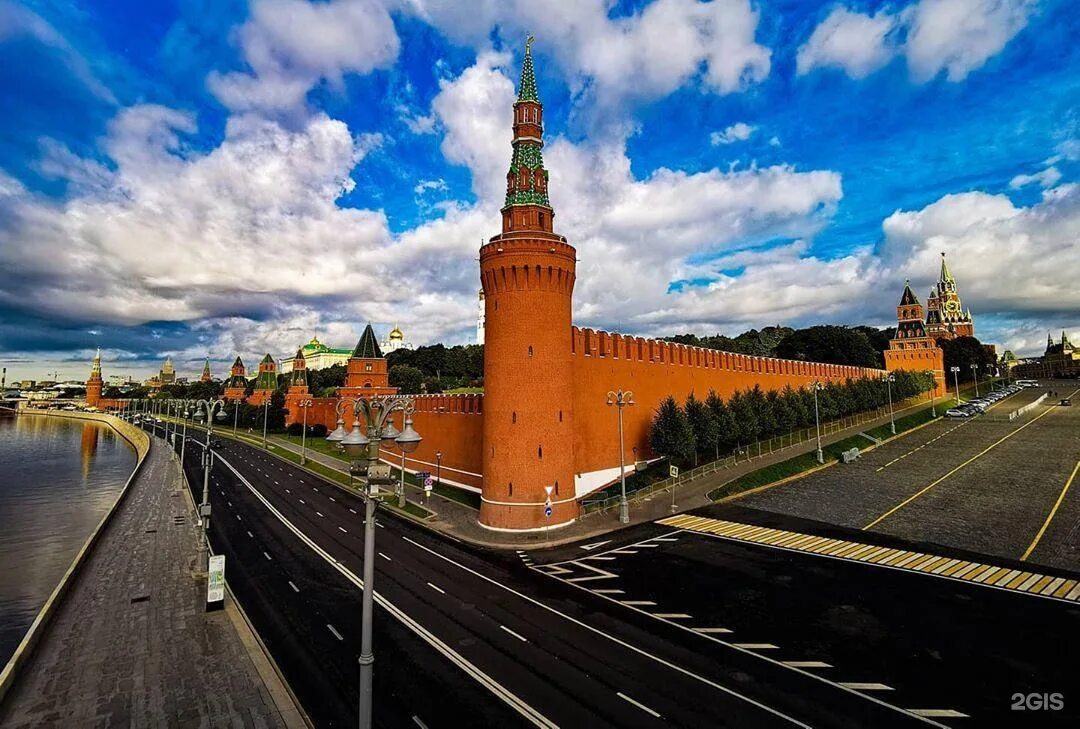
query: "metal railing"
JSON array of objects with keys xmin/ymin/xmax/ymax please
[{"xmin": 581, "ymin": 395, "xmax": 930, "ymax": 517}]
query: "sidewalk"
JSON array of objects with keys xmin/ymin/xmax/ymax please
[
  {"xmin": 252, "ymin": 399, "xmax": 937, "ymax": 551},
  {"xmin": 0, "ymin": 440, "xmax": 305, "ymax": 728}
]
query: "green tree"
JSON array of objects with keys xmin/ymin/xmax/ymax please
[
  {"xmin": 389, "ymin": 364, "xmax": 425, "ymax": 394},
  {"xmin": 649, "ymin": 396, "xmax": 696, "ymax": 466},
  {"xmin": 774, "ymin": 325, "xmax": 880, "ymax": 368},
  {"xmin": 940, "ymin": 336, "xmax": 993, "ymax": 382},
  {"xmin": 684, "ymin": 394, "xmax": 718, "ymax": 465},
  {"xmin": 705, "ymin": 391, "xmax": 736, "ymax": 454}
]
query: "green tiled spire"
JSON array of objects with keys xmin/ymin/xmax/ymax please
[
  {"xmin": 352, "ymin": 324, "xmax": 383, "ymax": 359},
  {"xmin": 517, "ymin": 35, "xmax": 538, "ymax": 102}
]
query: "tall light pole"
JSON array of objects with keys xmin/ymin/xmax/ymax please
[
  {"xmin": 261, "ymin": 394, "xmax": 271, "ymax": 450},
  {"xmin": 970, "ymin": 363, "xmax": 980, "ymax": 398},
  {"xmin": 192, "ymin": 398, "xmax": 228, "ymax": 572},
  {"xmin": 435, "ymin": 451, "xmax": 442, "ymax": 492},
  {"xmin": 951, "ymin": 366, "xmax": 961, "ymax": 405},
  {"xmin": 332, "ymin": 394, "xmax": 420, "ymax": 729},
  {"xmin": 930, "ymin": 377, "xmax": 937, "ymax": 418},
  {"xmin": 606, "ymin": 390, "xmax": 635, "ymax": 524},
  {"xmin": 296, "ymin": 398, "xmax": 314, "ymax": 465},
  {"xmin": 812, "ymin": 381, "xmax": 825, "ymax": 464},
  {"xmin": 886, "ymin": 374, "xmax": 896, "ymax": 435}
]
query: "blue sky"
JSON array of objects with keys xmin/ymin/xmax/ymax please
[{"xmin": 0, "ymin": 0, "xmax": 1076, "ymax": 382}]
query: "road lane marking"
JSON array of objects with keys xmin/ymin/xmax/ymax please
[
  {"xmin": 908, "ymin": 709, "xmax": 969, "ymax": 718},
  {"xmin": 694, "ymin": 627, "xmax": 733, "ymax": 634},
  {"xmin": 617, "ymin": 692, "xmax": 661, "ymax": 718},
  {"xmin": 349, "ymin": 508, "xmax": 357, "ymax": 514},
  {"xmin": 213, "ymin": 450, "xmax": 558, "ymax": 728},
  {"xmin": 734, "ymin": 643, "xmax": 779, "ymax": 650},
  {"xmin": 1022, "ymin": 459, "xmax": 1080, "ymax": 560},
  {"xmin": 619, "ymin": 600, "xmax": 656, "ymax": 606},
  {"xmin": 327, "ymin": 624, "xmax": 343, "ymax": 641},
  {"xmin": 863, "ymin": 401, "xmax": 1068, "ymax": 529},
  {"xmin": 299, "ymin": 499, "xmax": 305, "ymax": 504},
  {"xmin": 592, "ymin": 589, "xmax": 624, "ymax": 594},
  {"xmin": 580, "ymin": 539, "xmax": 611, "ymax": 551},
  {"xmin": 246, "ymin": 530, "xmax": 253, "ymax": 538},
  {"xmin": 653, "ymin": 613, "xmax": 692, "ymax": 619},
  {"xmin": 783, "ymin": 661, "xmax": 832, "ymax": 669},
  {"xmin": 285, "ymin": 488, "xmax": 290, "ymax": 493},
  {"xmin": 427, "ymin": 582, "xmax": 445, "ymax": 594},
  {"xmin": 338, "ymin": 526, "xmax": 348, "ymax": 533},
  {"xmin": 398, "ymin": 535, "xmax": 812, "ymax": 727},
  {"xmin": 412, "ymin": 716, "xmax": 428, "ymax": 729},
  {"xmin": 263, "ymin": 551, "xmax": 272, "ymax": 560},
  {"xmin": 316, "ymin": 511, "xmax": 325, "ymax": 518},
  {"xmin": 288, "ymin": 581, "xmax": 299, "ymax": 592},
  {"xmin": 378, "ymin": 552, "xmax": 391, "ymax": 561},
  {"xmin": 500, "ymin": 625, "xmax": 528, "ymax": 642},
  {"xmin": 840, "ymin": 683, "xmax": 893, "ymax": 691}
]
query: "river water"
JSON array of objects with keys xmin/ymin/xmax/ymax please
[{"xmin": 0, "ymin": 414, "xmax": 136, "ymax": 668}]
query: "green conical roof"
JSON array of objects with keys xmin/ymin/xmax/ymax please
[
  {"xmin": 352, "ymin": 324, "xmax": 383, "ymax": 359},
  {"xmin": 939, "ymin": 251, "xmax": 954, "ymax": 283},
  {"xmin": 232, "ymin": 355, "xmax": 243, "ymax": 368},
  {"xmin": 261, "ymin": 353, "xmax": 274, "ymax": 364},
  {"xmin": 517, "ymin": 35, "xmax": 538, "ymax": 102}
]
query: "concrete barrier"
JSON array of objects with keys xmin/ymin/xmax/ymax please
[
  {"xmin": 0, "ymin": 410, "xmax": 149, "ymax": 704},
  {"xmin": 1009, "ymin": 393, "xmax": 1048, "ymax": 422}
]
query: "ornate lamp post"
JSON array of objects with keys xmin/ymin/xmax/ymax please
[
  {"xmin": 334, "ymin": 394, "xmax": 420, "ymax": 729},
  {"xmin": 970, "ymin": 363, "xmax": 980, "ymax": 398},
  {"xmin": 886, "ymin": 374, "xmax": 896, "ymax": 435},
  {"xmin": 606, "ymin": 390, "xmax": 635, "ymax": 524},
  {"xmin": 295, "ymin": 397, "xmax": 314, "ymax": 465},
  {"xmin": 951, "ymin": 365, "xmax": 961, "ymax": 405},
  {"xmin": 191, "ymin": 398, "xmax": 228, "ymax": 572},
  {"xmin": 812, "ymin": 381, "xmax": 825, "ymax": 464},
  {"xmin": 435, "ymin": 451, "xmax": 443, "ymax": 491}
]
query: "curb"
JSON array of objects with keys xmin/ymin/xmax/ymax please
[{"xmin": 0, "ymin": 412, "xmax": 148, "ymax": 708}]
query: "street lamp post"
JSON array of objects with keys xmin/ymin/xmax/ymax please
[
  {"xmin": 435, "ymin": 450, "xmax": 442, "ymax": 492},
  {"xmin": 606, "ymin": 390, "xmax": 635, "ymax": 524},
  {"xmin": 951, "ymin": 366, "xmax": 961, "ymax": 405},
  {"xmin": 296, "ymin": 398, "xmax": 313, "ymax": 465},
  {"xmin": 812, "ymin": 381, "xmax": 824, "ymax": 464},
  {"xmin": 261, "ymin": 394, "xmax": 271, "ymax": 450},
  {"xmin": 886, "ymin": 375, "xmax": 896, "ymax": 435},
  {"xmin": 333, "ymin": 395, "xmax": 420, "ymax": 729},
  {"xmin": 192, "ymin": 398, "xmax": 228, "ymax": 572},
  {"xmin": 971, "ymin": 363, "xmax": 980, "ymax": 398},
  {"xmin": 930, "ymin": 380, "xmax": 937, "ymax": 418}
]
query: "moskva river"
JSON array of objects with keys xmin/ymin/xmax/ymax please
[{"xmin": 0, "ymin": 414, "xmax": 135, "ymax": 668}]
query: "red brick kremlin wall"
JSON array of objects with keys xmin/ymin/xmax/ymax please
[{"xmin": 570, "ymin": 326, "xmax": 887, "ymax": 489}]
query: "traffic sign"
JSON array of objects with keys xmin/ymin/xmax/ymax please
[
  {"xmin": 544, "ymin": 504, "xmax": 553, "ymax": 518},
  {"xmin": 669, "ymin": 465, "xmax": 679, "ymax": 478},
  {"xmin": 544, "ymin": 484, "xmax": 554, "ymax": 497},
  {"xmin": 424, "ymin": 477, "xmax": 433, "ymax": 491},
  {"xmin": 206, "ymin": 554, "xmax": 225, "ymax": 610}
]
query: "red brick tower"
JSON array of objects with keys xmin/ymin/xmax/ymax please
[
  {"xmin": 200, "ymin": 357, "xmax": 212, "ymax": 382},
  {"xmin": 86, "ymin": 348, "xmax": 103, "ymax": 408},
  {"xmin": 479, "ymin": 37, "xmax": 577, "ymax": 531},
  {"xmin": 247, "ymin": 353, "xmax": 277, "ymax": 406},
  {"xmin": 925, "ymin": 252, "xmax": 975, "ymax": 341},
  {"xmin": 224, "ymin": 356, "xmax": 247, "ymax": 401},
  {"xmin": 885, "ymin": 280, "xmax": 946, "ymax": 396},
  {"xmin": 337, "ymin": 324, "xmax": 397, "ymax": 399}
]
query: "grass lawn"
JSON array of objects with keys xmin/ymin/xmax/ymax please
[
  {"xmin": 275, "ymin": 433, "xmax": 479, "ymax": 509},
  {"xmin": 444, "ymin": 386, "xmax": 484, "ymax": 394}
]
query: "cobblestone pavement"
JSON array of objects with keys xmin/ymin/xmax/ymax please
[
  {"xmin": 0, "ymin": 440, "xmax": 297, "ymax": 729},
  {"xmin": 741, "ymin": 383, "xmax": 1080, "ymax": 570}
]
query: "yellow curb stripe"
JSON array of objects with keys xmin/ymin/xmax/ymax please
[{"xmin": 1021, "ymin": 459, "xmax": 1080, "ymax": 561}]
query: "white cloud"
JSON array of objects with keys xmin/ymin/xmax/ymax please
[
  {"xmin": 1009, "ymin": 166, "xmax": 1062, "ymax": 189},
  {"xmin": 905, "ymin": 0, "xmax": 1036, "ymax": 82},
  {"xmin": 796, "ymin": 7, "xmax": 900, "ymax": 79},
  {"xmin": 208, "ymin": 0, "xmax": 400, "ymax": 113},
  {"xmin": 410, "ymin": 0, "xmax": 771, "ymax": 116},
  {"xmin": 797, "ymin": 0, "xmax": 1035, "ymax": 82},
  {"xmin": 710, "ymin": 122, "xmax": 756, "ymax": 145}
]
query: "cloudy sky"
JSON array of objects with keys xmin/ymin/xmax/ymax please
[{"xmin": 0, "ymin": 0, "xmax": 1076, "ymax": 383}]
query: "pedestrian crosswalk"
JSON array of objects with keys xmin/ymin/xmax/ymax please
[{"xmin": 658, "ymin": 514, "xmax": 1080, "ymax": 602}]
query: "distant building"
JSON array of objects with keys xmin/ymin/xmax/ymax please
[
  {"xmin": 199, "ymin": 357, "xmax": 212, "ymax": 382},
  {"xmin": 146, "ymin": 357, "xmax": 177, "ymax": 389},
  {"xmin": 280, "ymin": 336, "xmax": 352, "ymax": 374},
  {"xmin": 1012, "ymin": 331, "xmax": 1079, "ymax": 379},
  {"xmin": 86, "ymin": 349, "xmax": 103, "ymax": 407},
  {"xmin": 382, "ymin": 325, "xmax": 409, "ymax": 353},
  {"xmin": 107, "ymin": 374, "xmax": 133, "ymax": 387},
  {"xmin": 247, "ymin": 354, "xmax": 277, "ymax": 406},
  {"xmin": 224, "ymin": 356, "xmax": 248, "ymax": 401},
  {"xmin": 884, "ymin": 281, "xmax": 946, "ymax": 396}
]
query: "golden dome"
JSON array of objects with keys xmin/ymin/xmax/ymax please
[{"xmin": 388, "ymin": 325, "xmax": 404, "ymax": 340}]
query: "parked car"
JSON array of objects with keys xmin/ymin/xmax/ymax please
[
  {"xmin": 1061, "ymin": 398, "xmax": 1072, "ymax": 407},
  {"xmin": 946, "ymin": 407, "xmax": 972, "ymax": 418}
]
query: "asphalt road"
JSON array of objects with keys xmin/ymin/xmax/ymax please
[
  {"xmin": 741, "ymin": 383, "xmax": 1080, "ymax": 567},
  {"xmin": 531, "ymin": 506, "xmax": 1080, "ymax": 726},
  {"xmin": 135, "ymin": 417, "xmax": 942, "ymax": 728}
]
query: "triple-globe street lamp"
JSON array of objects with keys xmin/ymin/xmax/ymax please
[
  {"xmin": 327, "ymin": 394, "xmax": 421, "ymax": 729},
  {"xmin": 970, "ymin": 363, "xmax": 980, "ymax": 398},
  {"xmin": 191, "ymin": 398, "xmax": 228, "ymax": 572},
  {"xmin": 950, "ymin": 365, "xmax": 962, "ymax": 405},
  {"xmin": 886, "ymin": 374, "xmax": 896, "ymax": 435},
  {"xmin": 812, "ymin": 381, "xmax": 825, "ymax": 464}
]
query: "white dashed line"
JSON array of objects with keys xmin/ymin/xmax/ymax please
[
  {"xmin": 619, "ymin": 600, "xmax": 656, "ymax": 606},
  {"xmin": 263, "ymin": 551, "xmax": 272, "ymax": 561},
  {"xmin": 427, "ymin": 582, "xmax": 445, "ymax": 594},
  {"xmin": 839, "ymin": 683, "xmax": 893, "ymax": 691},
  {"xmin": 500, "ymin": 625, "xmax": 528, "ymax": 642},
  {"xmin": 734, "ymin": 643, "xmax": 779, "ymax": 650},
  {"xmin": 378, "ymin": 552, "xmax": 391, "ymax": 561},
  {"xmin": 316, "ymin": 511, "xmax": 325, "ymax": 518},
  {"xmin": 288, "ymin": 581, "xmax": 299, "ymax": 593},
  {"xmin": 338, "ymin": 526, "xmax": 348, "ymax": 533},
  {"xmin": 782, "ymin": 661, "xmax": 832, "ymax": 669},
  {"xmin": 299, "ymin": 499, "xmax": 305, "ymax": 504},
  {"xmin": 618, "ymin": 692, "xmax": 661, "ymax": 718},
  {"xmin": 349, "ymin": 508, "xmax": 357, "ymax": 514},
  {"xmin": 908, "ymin": 709, "xmax": 969, "ymax": 718},
  {"xmin": 592, "ymin": 589, "xmax": 624, "ymax": 594},
  {"xmin": 694, "ymin": 627, "xmax": 733, "ymax": 634},
  {"xmin": 327, "ymin": 624, "xmax": 343, "ymax": 641},
  {"xmin": 653, "ymin": 613, "xmax": 692, "ymax": 619},
  {"xmin": 246, "ymin": 530, "xmax": 253, "ymax": 538}
]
